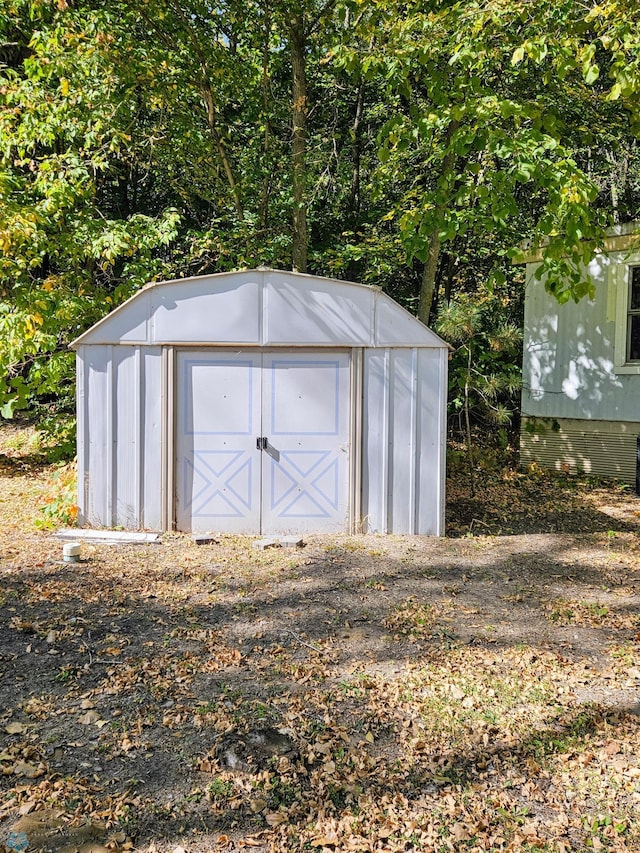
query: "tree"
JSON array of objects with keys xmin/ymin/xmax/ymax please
[
  {"xmin": 333, "ymin": 0, "xmax": 640, "ymax": 322},
  {"xmin": 1, "ymin": 0, "xmax": 639, "ymax": 447},
  {"xmin": 0, "ymin": 1, "xmax": 180, "ymax": 434}
]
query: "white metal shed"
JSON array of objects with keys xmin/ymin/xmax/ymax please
[{"xmin": 71, "ymin": 269, "xmax": 449, "ymax": 535}]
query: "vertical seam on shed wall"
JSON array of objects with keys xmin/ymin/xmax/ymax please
[
  {"xmin": 107, "ymin": 347, "xmax": 115, "ymax": 527},
  {"xmin": 349, "ymin": 348, "xmax": 363, "ymax": 534},
  {"xmin": 382, "ymin": 348, "xmax": 390, "ymax": 534},
  {"xmin": 160, "ymin": 347, "xmax": 168, "ymax": 530},
  {"xmin": 438, "ymin": 349, "xmax": 448, "ymax": 536},
  {"xmin": 134, "ymin": 347, "xmax": 142, "ymax": 527},
  {"xmin": 409, "ymin": 348, "xmax": 418, "ymax": 534},
  {"xmin": 259, "ymin": 271, "xmax": 265, "ymax": 346},
  {"xmin": 258, "ymin": 352, "xmax": 264, "ymax": 533},
  {"xmin": 76, "ymin": 352, "xmax": 87, "ymax": 524},
  {"xmin": 166, "ymin": 347, "xmax": 175, "ymax": 530},
  {"xmin": 149, "ymin": 291, "xmax": 156, "ymax": 344}
]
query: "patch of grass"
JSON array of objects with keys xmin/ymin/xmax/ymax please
[
  {"xmin": 547, "ymin": 601, "xmax": 575, "ymax": 625},
  {"xmin": 207, "ymin": 778, "xmax": 235, "ymax": 801}
]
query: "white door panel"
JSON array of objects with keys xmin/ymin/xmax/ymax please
[
  {"xmin": 175, "ymin": 350, "xmax": 350, "ymax": 534},
  {"xmin": 261, "ymin": 354, "xmax": 350, "ymax": 534},
  {"xmin": 175, "ymin": 352, "xmax": 261, "ymax": 533}
]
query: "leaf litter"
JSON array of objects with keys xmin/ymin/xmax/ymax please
[{"xmin": 1, "ymin": 427, "xmax": 640, "ymax": 851}]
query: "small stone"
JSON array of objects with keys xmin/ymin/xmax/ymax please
[{"xmin": 215, "ymin": 727, "xmax": 297, "ymax": 772}]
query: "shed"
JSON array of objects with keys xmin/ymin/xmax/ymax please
[
  {"xmin": 71, "ymin": 269, "xmax": 449, "ymax": 535},
  {"xmin": 520, "ymin": 223, "xmax": 640, "ymax": 486}
]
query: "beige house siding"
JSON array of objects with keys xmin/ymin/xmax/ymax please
[{"xmin": 520, "ymin": 417, "xmax": 639, "ymax": 485}]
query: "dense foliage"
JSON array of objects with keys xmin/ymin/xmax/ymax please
[{"xmin": 1, "ymin": 0, "xmax": 639, "ymax": 449}]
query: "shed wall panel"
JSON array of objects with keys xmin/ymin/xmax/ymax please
[
  {"xmin": 375, "ymin": 295, "xmax": 444, "ymax": 347},
  {"xmin": 81, "ymin": 292, "xmax": 150, "ymax": 345},
  {"xmin": 84, "ymin": 345, "xmax": 113, "ymax": 526},
  {"xmin": 362, "ymin": 350, "xmax": 388, "ymax": 533},
  {"xmin": 388, "ymin": 350, "xmax": 417, "ymax": 532},
  {"xmin": 113, "ymin": 348, "xmax": 142, "ymax": 527},
  {"xmin": 416, "ymin": 348, "xmax": 447, "ymax": 536},
  {"xmin": 76, "ymin": 352, "xmax": 87, "ymax": 523},
  {"xmin": 362, "ymin": 348, "xmax": 445, "ymax": 535},
  {"xmin": 141, "ymin": 349, "xmax": 163, "ymax": 529},
  {"xmin": 79, "ymin": 346, "xmax": 164, "ymax": 530}
]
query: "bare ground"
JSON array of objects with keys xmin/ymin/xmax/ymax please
[{"xmin": 1, "ymin": 427, "xmax": 640, "ymax": 852}]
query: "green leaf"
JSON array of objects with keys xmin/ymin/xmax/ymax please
[{"xmin": 584, "ymin": 64, "xmax": 600, "ymax": 84}]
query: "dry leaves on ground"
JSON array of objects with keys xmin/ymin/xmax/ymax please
[{"xmin": 1, "ymin": 426, "xmax": 640, "ymax": 852}]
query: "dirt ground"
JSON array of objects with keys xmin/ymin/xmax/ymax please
[{"xmin": 1, "ymin": 427, "xmax": 640, "ymax": 852}]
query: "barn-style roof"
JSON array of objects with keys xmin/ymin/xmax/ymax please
[{"xmin": 71, "ymin": 269, "xmax": 448, "ymax": 349}]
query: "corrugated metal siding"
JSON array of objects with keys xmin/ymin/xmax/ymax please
[
  {"xmin": 416, "ymin": 348, "xmax": 448, "ymax": 535},
  {"xmin": 83, "ymin": 344, "xmax": 112, "ymax": 526},
  {"xmin": 114, "ymin": 347, "xmax": 140, "ymax": 527},
  {"xmin": 520, "ymin": 417, "xmax": 638, "ymax": 484},
  {"xmin": 362, "ymin": 348, "xmax": 446, "ymax": 535},
  {"xmin": 522, "ymin": 258, "xmax": 640, "ymax": 423},
  {"xmin": 77, "ymin": 344, "xmax": 163, "ymax": 529},
  {"xmin": 141, "ymin": 349, "xmax": 163, "ymax": 530}
]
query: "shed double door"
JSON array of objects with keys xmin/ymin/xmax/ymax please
[{"xmin": 175, "ymin": 350, "xmax": 351, "ymax": 534}]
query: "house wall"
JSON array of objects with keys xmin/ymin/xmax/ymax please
[
  {"xmin": 523, "ymin": 255, "xmax": 639, "ymax": 422},
  {"xmin": 522, "ymin": 252, "xmax": 640, "ymax": 482},
  {"xmin": 520, "ymin": 417, "xmax": 638, "ymax": 484}
]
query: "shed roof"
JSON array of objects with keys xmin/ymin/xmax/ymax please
[{"xmin": 71, "ymin": 268, "xmax": 448, "ymax": 349}]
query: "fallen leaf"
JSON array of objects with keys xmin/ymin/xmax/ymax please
[
  {"xmin": 78, "ymin": 711, "xmax": 100, "ymax": 725},
  {"xmin": 450, "ymin": 822, "xmax": 471, "ymax": 842},
  {"xmin": 12, "ymin": 761, "xmax": 45, "ymax": 778},
  {"xmin": 311, "ymin": 833, "xmax": 339, "ymax": 847},
  {"xmin": 5, "ymin": 722, "xmax": 25, "ymax": 735}
]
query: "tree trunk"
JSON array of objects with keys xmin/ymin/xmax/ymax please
[
  {"xmin": 417, "ymin": 119, "xmax": 460, "ymax": 325},
  {"xmin": 152, "ymin": 1, "xmax": 243, "ymax": 220},
  {"xmin": 464, "ymin": 344, "xmax": 475, "ymax": 498},
  {"xmin": 290, "ymin": 10, "xmax": 308, "ymax": 272},
  {"xmin": 202, "ymin": 85, "xmax": 243, "ymax": 220},
  {"xmin": 258, "ymin": 3, "xmax": 272, "ymax": 229},
  {"xmin": 347, "ymin": 81, "xmax": 365, "ymax": 223}
]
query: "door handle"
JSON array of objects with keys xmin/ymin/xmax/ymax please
[{"xmin": 256, "ymin": 437, "xmax": 268, "ymax": 450}]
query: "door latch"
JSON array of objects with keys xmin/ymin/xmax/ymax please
[{"xmin": 256, "ymin": 436, "xmax": 268, "ymax": 450}]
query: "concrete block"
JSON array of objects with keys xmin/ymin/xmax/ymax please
[
  {"xmin": 192, "ymin": 534, "xmax": 218, "ymax": 545},
  {"xmin": 252, "ymin": 538, "xmax": 281, "ymax": 551},
  {"xmin": 279, "ymin": 535, "xmax": 304, "ymax": 548}
]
